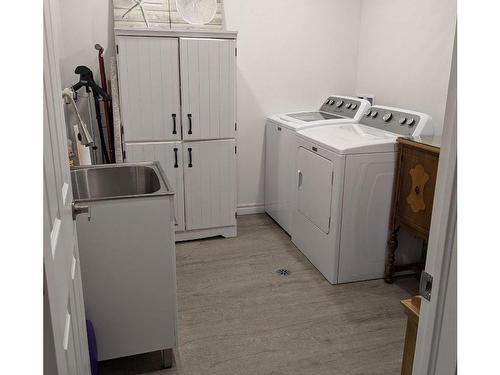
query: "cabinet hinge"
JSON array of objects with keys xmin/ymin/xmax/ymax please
[
  {"xmin": 331, "ymin": 171, "xmax": 334, "ymax": 185},
  {"xmin": 235, "ymin": 47, "xmax": 237, "ymax": 57},
  {"xmin": 235, "ymin": 212, "xmax": 237, "ymax": 219},
  {"xmin": 121, "ymin": 125, "xmax": 124, "ymax": 135},
  {"xmin": 235, "ymin": 122, "xmax": 237, "ymax": 131},
  {"xmin": 235, "ymin": 146, "xmax": 237, "ymax": 154},
  {"xmin": 116, "ymin": 44, "xmax": 119, "ymax": 54},
  {"xmin": 123, "ymin": 150, "xmax": 126, "ymax": 160},
  {"xmin": 419, "ymin": 271, "xmax": 433, "ymax": 301}
]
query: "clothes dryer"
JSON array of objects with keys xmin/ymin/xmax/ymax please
[{"xmin": 292, "ymin": 106, "xmax": 432, "ymax": 284}]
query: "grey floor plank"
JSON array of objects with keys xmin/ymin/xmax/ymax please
[{"xmin": 99, "ymin": 214, "xmax": 412, "ymax": 375}]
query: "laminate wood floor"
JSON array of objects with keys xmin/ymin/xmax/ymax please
[{"xmin": 99, "ymin": 214, "xmax": 411, "ymax": 375}]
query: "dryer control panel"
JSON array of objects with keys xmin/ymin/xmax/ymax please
[
  {"xmin": 320, "ymin": 96, "xmax": 365, "ymax": 119},
  {"xmin": 360, "ymin": 106, "xmax": 433, "ymax": 136}
]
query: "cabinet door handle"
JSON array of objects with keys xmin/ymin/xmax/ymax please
[
  {"xmin": 173, "ymin": 148, "xmax": 178, "ymax": 168},
  {"xmin": 297, "ymin": 170, "xmax": 303, "ymax": 190},
  {"xmin": 172, "ymin": 114, "xmax": 177, "ymax": 135},
  {"xmin": 188, "ymin": 147, "xmax": 193, "ymax": 167},
  {"xmin": 187, "ymin": 113, "xmax": 192, "ymax": 135}
]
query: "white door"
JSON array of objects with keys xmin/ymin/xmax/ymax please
[
  {"xmin": 124, "ymin": 141, "xmax": 185, "ymax": 231},
  {"xmin": 413, "ymin": 28, "xmax": 457, "ymax": 375},
  {"xmin": 44, "ymin": 0, "xmax": 90, "ymax": 373},
  {"xmin": 180, "ymin": 38, "xmax": 236, "ymax": 140},
  {"xmin": 183, "ymin": 140, "xmax": 237, "ymax": 230},
  {"xmin": 117, "ymin": 36, "xmax": 181, "ymax": 142},
  {"xmin": 296, "ymin": 147, "xmax": 333, "ymax": 234}
]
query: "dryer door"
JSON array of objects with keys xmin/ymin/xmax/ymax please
[{"xmin": 296, "ymin": 147, "xmax": 333, "ymax": 234}]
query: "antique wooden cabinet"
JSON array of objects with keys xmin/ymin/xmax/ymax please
[{"xmin": 384, "ymin": 137, "xmax": 441, "ymax": 283}]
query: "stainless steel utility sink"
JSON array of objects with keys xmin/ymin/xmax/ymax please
[{"xmin": 71, "ymin": 162, "xmax": 174, "ymax": 202}]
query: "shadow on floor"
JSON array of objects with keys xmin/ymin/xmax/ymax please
[{"xmin": 99, "ymin": 351, "xmax": 178, "ymax": 375}]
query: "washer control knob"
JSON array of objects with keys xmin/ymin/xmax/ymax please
[
  {"xmin": 370, "ymin": 110, "xmax": 378, "ymax": 118},
  {"xmin": 330, "ymin": 99, "xmax": 335, "ymax": 105},
  {"xmin": 382, "ymin": 113, "xmax": 392, "ymax": 122},
  {"xmin": 346, "ymin": 103, "xmax": 352, "ymax": 109},
  {"xmin": 399, "ymin": 117, "xmax": 407, "ymax": 125},
  {"xmin": 336, "ymin": 100, "xmax": 344, "ymax": 107},
  {"xmin": 351, "ymin": 104, "xmax": 357, "ymax": 110},
  {"xmin": 407, "ymin": 118, "xmax": 415, "ymax": 126}
]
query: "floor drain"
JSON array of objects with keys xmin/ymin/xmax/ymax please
[{"xmin": 276, "ymin": 268, "xmax": 290, "ymax": 277}]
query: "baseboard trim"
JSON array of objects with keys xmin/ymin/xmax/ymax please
[{"xmin": 237, "ymin": 203, "xmax": 265, "ymax": 215}]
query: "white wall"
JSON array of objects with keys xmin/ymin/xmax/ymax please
[
  {"xmin": 56, "ymin": 0, "xmax": 456, "ymax": 211},
  {"xmin": 356, "ymin": 0, "xmax": 456, "ymax": 135},
  {"xmin": 57, "ymin": 0, "xmax": 114, "ymax": 162},
  {"xmin": 223, "ymin": 0, "xmax": 362, "ymax": 211},
  {"xmin": 58, "ymin": 0, "xmax": 114, "ymax": 88}
]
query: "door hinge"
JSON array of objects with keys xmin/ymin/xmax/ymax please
[
  {"xmin": 419, "ymin": 271, "xmax": 433, "ymax": 301},
  {"xmin": 116, "ymin": 44, "xmax": 119, "ymax": 54}
]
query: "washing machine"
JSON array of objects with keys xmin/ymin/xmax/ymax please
[
  {"xmin": 265, "ymin": 95, "xmax": 370, "ymax": 234},
  {"xmin": 292, "ymin": 105, "xmax": 433, "ymax": 284}
]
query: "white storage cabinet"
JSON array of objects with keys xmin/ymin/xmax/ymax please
[
  {"xmin": 76, "ymin": 194, "xmax": 177, "ymax": 362},
  {"xmin": 116, "ymin": 30, "xmax": 238, "ymax": 240}
]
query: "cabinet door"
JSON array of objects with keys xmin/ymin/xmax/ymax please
[
  {"xmin": 124, "ymin": 142, "xmax": 185, "ymax": 231},
  {"xmin": 180, "ymin": 38, "xmax": 236, "ymax": 140},
  {"xmin": 183, "ymin": 140, "xmax": 237, "ymax": 230},
  {"xmin": 117, "ymin": 36, "xmax": 181, "ymax": 142}
]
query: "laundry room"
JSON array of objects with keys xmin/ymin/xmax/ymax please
[{"xmin": 12, "ymin": 0, "xmax": 488, "ymax": 374}]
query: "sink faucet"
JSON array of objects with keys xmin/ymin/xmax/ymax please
[{"xmin": 62, "ymin": 87, "xmax": 93, "ymax": 147}]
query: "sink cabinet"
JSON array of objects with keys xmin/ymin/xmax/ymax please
[
  {"xmin": 76, "ymin": 194, "xmax": 177, "ymax": 362},
  {"xmin": 116, "ymin": 30, "xmax": 238, "ymax": 241}
]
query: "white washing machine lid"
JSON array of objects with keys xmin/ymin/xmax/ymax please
[
  {"xmin": 267, "ymin": 95, "xmax": 371, "ymax": 131},
  {"xmin": 267, "ymin": 112, "xmax": 357, "ymax": 131},
  {"xmin": 297, "ymin": 124, "xmax": 400, "ymax": 155}
]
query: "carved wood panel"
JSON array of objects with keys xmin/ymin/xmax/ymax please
[
  {"xmin": 395, "ymin": 143, "xmax": 439, "ymax": 238},
  {"xmin": 406, "ymin": 164, "xmax": 430, "ymax": 213}
]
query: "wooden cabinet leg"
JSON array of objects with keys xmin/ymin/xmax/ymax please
[
  {"xmin": 161, "ymin": 348, "xmax": 174, "ymax": 369},
  {"xmin": 384, "ymin": 228, "xmax": 399, "ymax": 283}
]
